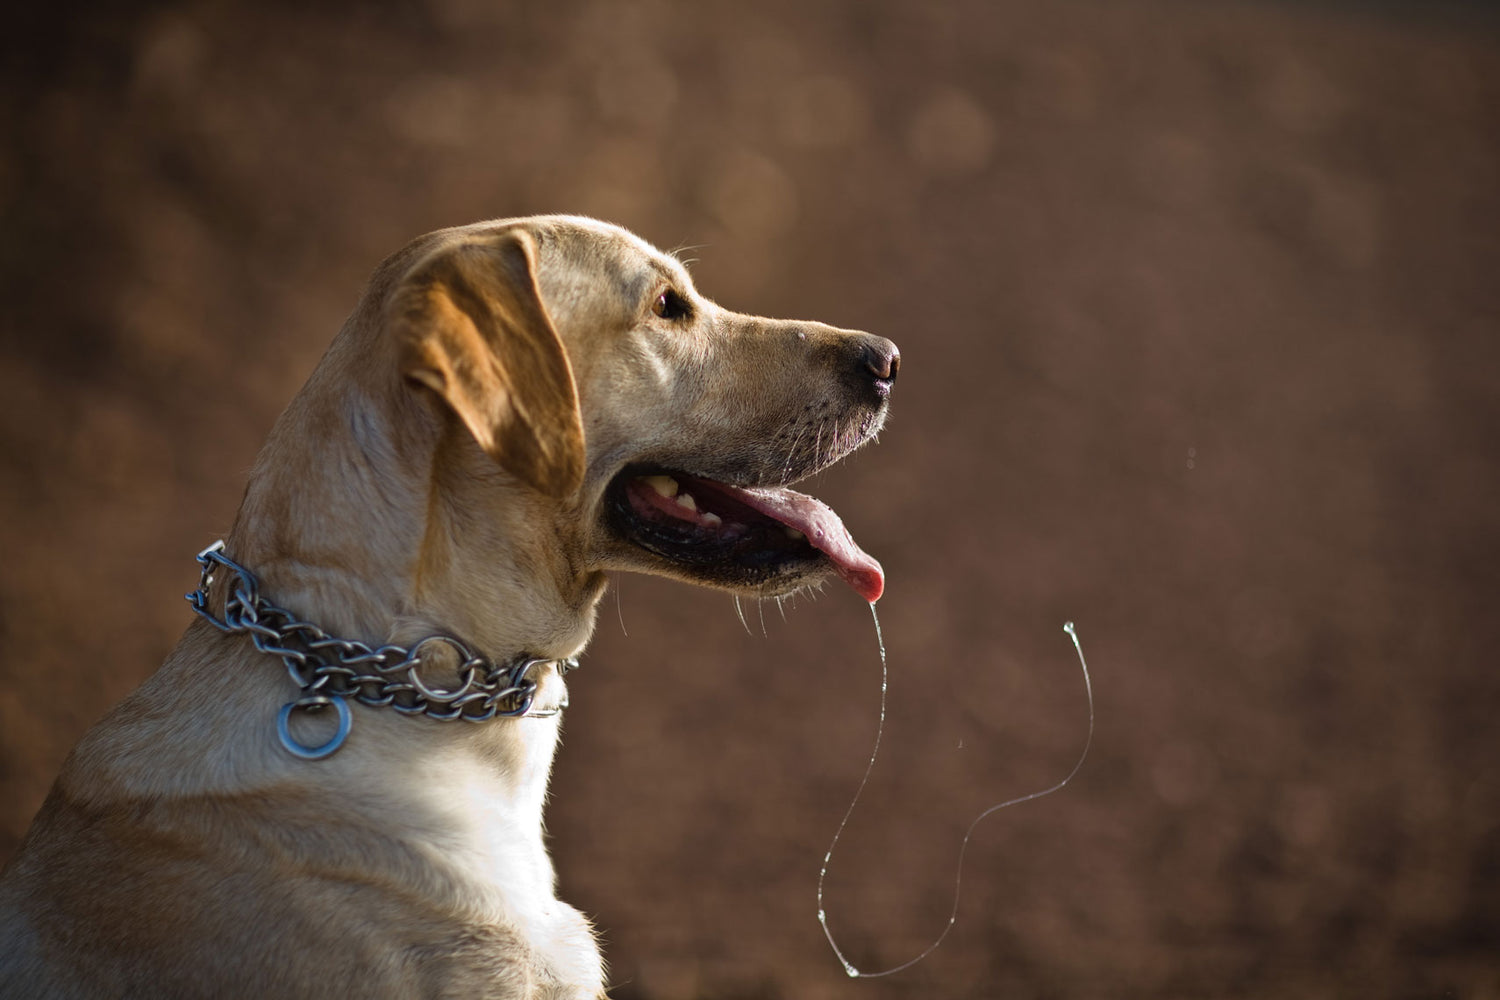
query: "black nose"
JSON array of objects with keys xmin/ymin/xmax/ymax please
[{"xmin": 859, "ymin": 336, "xmax": 900, "ymax": 394}]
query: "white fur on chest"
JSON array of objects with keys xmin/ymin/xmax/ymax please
[
  {"xmin": 418, "ymin": 724, "xmax": 561, "ymax": 922},
  {"xmin": 382, "ymin": 691, "xmax": 603, "ymax": 992}
]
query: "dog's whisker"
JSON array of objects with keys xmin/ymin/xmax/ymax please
[
  {"xmin": 613, "ymin": 580, "xmax": 628, "ymax": 638},
  {"xmin": 782, "ymin": 424, "xmax": 810, "ymax": 482}
]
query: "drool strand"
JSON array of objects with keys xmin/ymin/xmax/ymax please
[{"xmin": 816, "ymin": 605, "xmax": 1096, "ymax": 978}]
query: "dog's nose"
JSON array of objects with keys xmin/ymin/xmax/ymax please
[
  {"xmin": 858, "ymin": 336, "xmax": 900, "ymax": 396},
  {"xmin": 862, "ymin": 338, "xmax": 900, "ymax": 382}
]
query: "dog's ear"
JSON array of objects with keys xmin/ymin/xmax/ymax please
[{"xmin": 394, "ymin": 229, "xmax": 585, "ymax": 498}]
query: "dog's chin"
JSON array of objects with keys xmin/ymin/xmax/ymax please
[
  {"xmin": 604, "ymin": 541, "xmax": 836, "ymax": 601},
  {"xmin": 599, "ymin": 465, "xmax": 884, "ymax": 602}
]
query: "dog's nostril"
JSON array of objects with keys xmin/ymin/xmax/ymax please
[{"xmin": 862, "ymin": 340, "xmax": 900, "ymax": 383}]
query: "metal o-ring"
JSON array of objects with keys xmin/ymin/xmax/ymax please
[
  {"xmin": 277, "ymin": 697, "xmax": 352, "ymax": 760},
  {"xmin": 406, "ymin": 635, "xmax": 480, "ymax": 701}
]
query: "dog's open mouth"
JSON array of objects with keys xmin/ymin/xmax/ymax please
[{"xmin": 605, "ymin": 468, "xmax": 884, "ymax": 602}]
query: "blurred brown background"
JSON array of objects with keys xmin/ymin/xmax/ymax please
[{"xmin": 3, "ymin": 0, "xmax": 1498, "ymax": 996}]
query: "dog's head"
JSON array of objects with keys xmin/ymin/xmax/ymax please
[{"xmin": 389, "ymin": 216, "xmax": 897, "ymax": 604}]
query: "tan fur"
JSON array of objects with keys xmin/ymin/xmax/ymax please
[{"xmin": 0, "ymin": 216, "xmax": 897, "ymax": 998}]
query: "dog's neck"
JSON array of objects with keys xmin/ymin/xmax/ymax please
[
  {"xmin": 227, "ymin": 363, "xmax": 605, "ymax": 665},
  {"xmin": 74, "ymin": 367, "xmax": 603, "ymax": 851}
]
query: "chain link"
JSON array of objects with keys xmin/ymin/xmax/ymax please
[{"xmin": 186, "ymin": 541, "xmax": 578, "ymax": 757}]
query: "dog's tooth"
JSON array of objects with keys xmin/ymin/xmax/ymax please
[
  {"xmin": 701, "ymin": 512, "xmax": 722, "ymax": 527},
  {"xmin": 785, "ymin": 527, "xmax": 805, "ymax": 541},
  {"xmin": 675, "ymin": 492, "xmax": 698, "ymax": 512},
  {"xmin": 643, "ymin": 475, "xmax": 678, "ymax": 498}
]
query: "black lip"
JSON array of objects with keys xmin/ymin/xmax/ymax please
[{"xmin": 603, "ymin": 465, "xmax": 826, "ymax": 587}]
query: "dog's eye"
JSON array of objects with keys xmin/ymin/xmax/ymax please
[{"xmin": 652, "ymin": 289, "xmax": 691, "ymax": 321}]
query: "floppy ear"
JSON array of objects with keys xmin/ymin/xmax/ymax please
[{"xmin": 393, "ymin": 229, "xmax": 585, "ymax": 498}]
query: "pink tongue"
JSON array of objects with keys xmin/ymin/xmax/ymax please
[{"xmin": 729, "ymin": 485, "xmax": 885, "ymax": 603}]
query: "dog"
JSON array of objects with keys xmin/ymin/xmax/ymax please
[{"xmin": 0, "ymin": 215, "xmax": 898, "ymax": 998}]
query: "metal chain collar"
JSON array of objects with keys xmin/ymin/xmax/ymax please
[{"xmin": 186, "ymin": 541, "xmax": 578, "ymax": 760}]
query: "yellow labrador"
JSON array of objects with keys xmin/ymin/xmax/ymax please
[{"xmin": 0, "ymin": 216, "xmax": 897, "ymax": 998}]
